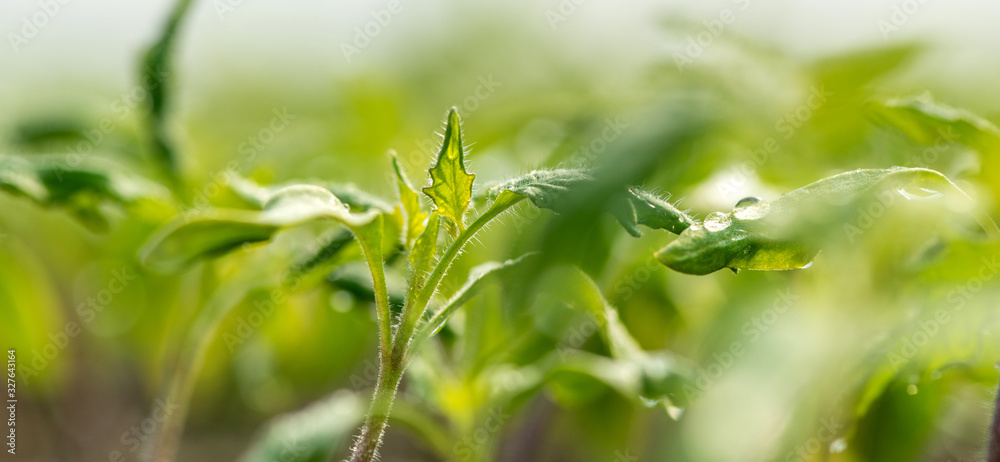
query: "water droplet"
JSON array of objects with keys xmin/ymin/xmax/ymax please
[
  {"xmin": 829, "ymin": 438, "xmax": 847, "ymax": 453},
  {"xmin": 930, "ymin": 370, "xmax": 942, "ymax": 380},
  {"xmin": 733, "ymin": 196, "xmax": 771, "ymax": 220},
  {"xmin": 703, "ymin": 212, "xmax": 732, "ymax": 231},
  {"xmin": 639, "ymin": 396, "xmax": 660, "ymax": 408},
  {"xmin": 897, "ymin": 187, "xmax": 943, "ymax": 201},
  {"xmin": 666, "ymin": 405, "xmax": 685, "ymax": 421},
  {"xmin": 906, "ymin": 384, "xmax": 919, "ymax": 395}
]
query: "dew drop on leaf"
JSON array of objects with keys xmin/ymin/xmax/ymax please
[
  {"xmin": 906, "ymin": 384, "xmax": 919, "ymax": 395},
  {"xmin": 896, "ymin": 187, "xmax": 943, "ymax": 201},
  {"xmin": 666, "ymin": 405, "xmax": 685, "ymax": 421},
  {"xmin": 639, "ymin": 396, "xmax": 659, "ymax": 408},
  {"xmin": 732, "ymin": 196, "xmax": 770, "ymax": 220},
  {"xmin": 703, "ymin": 212, "xmax": 732, "ymax": 231}
]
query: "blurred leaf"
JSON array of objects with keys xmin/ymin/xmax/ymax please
[
  {"xmin": 0, "ymin": 154, "xmax": 171, "ymax": 231},
  {"xmin": 140, "ymin": 185, "xmax": 378, "ymax": 272},
  {"xmin": 866, "ymin": 95, "xmax": 1000, "ymax": 153},
  {"xmin": 228, "ymin": 175, "xmax": 393, "ymax": 213},
  {"xmin": 487, "ymin": 169, "xmax": 693, "ymax": 237},
  {"xmin": 538, "ymin": 267, "xmax": 696, "ymax": 410},
  {"xmin": 407, "ymin": 213, "xmax": 440, "ymax": 299},
  {"xmin": 328, "ymin": 260, "xmax": 407, "ymax": 308},
  {"xmin": 239, "ymin": 390, "xmax": 365, "ymax": 462},
  {"xmin": 392, "ymin": 151, "xmax": 427, "ymax": 247},
  {"xmin": 655, "ymin": 167, "xmax": 994, "ymax": 275},
  {"xmin": 866, "ymin": 95, "xmax": 1000, "ymax": 216},
  {"xmin": 285, "ymin": 228, "xmax": 357, "ymax": 285},
  {"xmin": 419, "ymin": 252, "xmax": 539, "ymax": 340},
  {"xmin": 423, "ymin": 108, "xmax": 475, "ymax": 234}
]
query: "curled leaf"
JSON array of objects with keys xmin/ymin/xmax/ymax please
[{"xmin": 140, "ymin": 185, "xmax": 377, "ymax": 272}]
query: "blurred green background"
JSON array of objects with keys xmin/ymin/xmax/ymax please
[{"xmin": 3, "ymin": 1, "xmax": 1000, "ymax": 461}]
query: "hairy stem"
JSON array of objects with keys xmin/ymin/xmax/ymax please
[
  {"xmin": 347, "ymin": 192, "xmax": 524, "ymax": 462},
  {"xmin": 354, "ymin": 217, "xmax": 393, "ymax": 366}
]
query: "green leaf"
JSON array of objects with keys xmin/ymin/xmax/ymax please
[
  {"xmin": 406, "ymin": 212, "xmax": 441, "ymax": 298},
  {"xmin": 392, "ymin": 151, "xmax": 427, "ymax": 247},
  {"xmin": 0, "ymin": 154, "xmax": 171, "ymax": 231},
  {"xmin": 487, "ymin": 169, "xmax": 694, "ymax": 236},
  {"xmin": 866, "ymin": 95, "xmax": 1000, "ymax": 217},
  {"xmin": 537, "ymin": 266, "xmax": 697, "ymax": 410},
  {"xmin": 422, "ymin": 108, "xmax": 475, "ymax": 234},
  {"xmin": 655, "ymin": 167, "xmax": 995, "ymax": 275},
  {"xmin": 140, "ymin": 185, "xmax": 378, "ymax": 272},
  {"xmin": 418, "ymin": 252, "xmax": 539, "ymax": 340},
  {"xmin": 285, "ymin": 228, "xmax": 356, "ymax": 286},
  {"xmin": 625, "ymin": 187, "xmax": 695, "ymax": 235},
  {"xmin": 239, "ymin": 391, "xmax": 365, "ymax": 462},
  {"xmin": 328, "ymin": 260, "xmax": 407, "ymax": 308},
  {"xmin": 486, "ymin": 168, "xmax": 593, "ymax": 211},
  {"xmin": 228, "ymin": 175, "xmax": 393, "ymax": 213},
  {"xmin": 865, "ymin": 95, "xmax": 1000, "ymax": 153}
]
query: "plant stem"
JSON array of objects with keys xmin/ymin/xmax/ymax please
[
  {"xmin": 347, "ymin": 359, "xmax": 404, "ymax": 462},
  {"xmin": 146, "ymin": 282, "xmax": 246, "ymax": 462},
  {"xmin": 347, "ymin": 192, "xmax": 524, "ymax": 462},
  {"xmin": 394, "ymin": 193, "xmax": 524, "ymax": 364},
  {"xmin": 353, "ymin": 217, "xmax": 393, "ymax": 367}
]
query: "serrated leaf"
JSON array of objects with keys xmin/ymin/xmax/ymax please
[
  {"xmin": 392, "ymin": 151, "xmax": 427, "ymax": 247},
  {"xmin": 239, "ymin": 391, "xmax": 365, "ymax": 462},
  {"xmin": 422, "ymin": 108, "xmax": 475, "ymax": 234},
  {"xmin": 655, "ymin": 167, "xmax": 994, "ymax": 275},
  {"xmin": 140, "ymin": 185, "xmax": 378, "ymax": 272}
]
